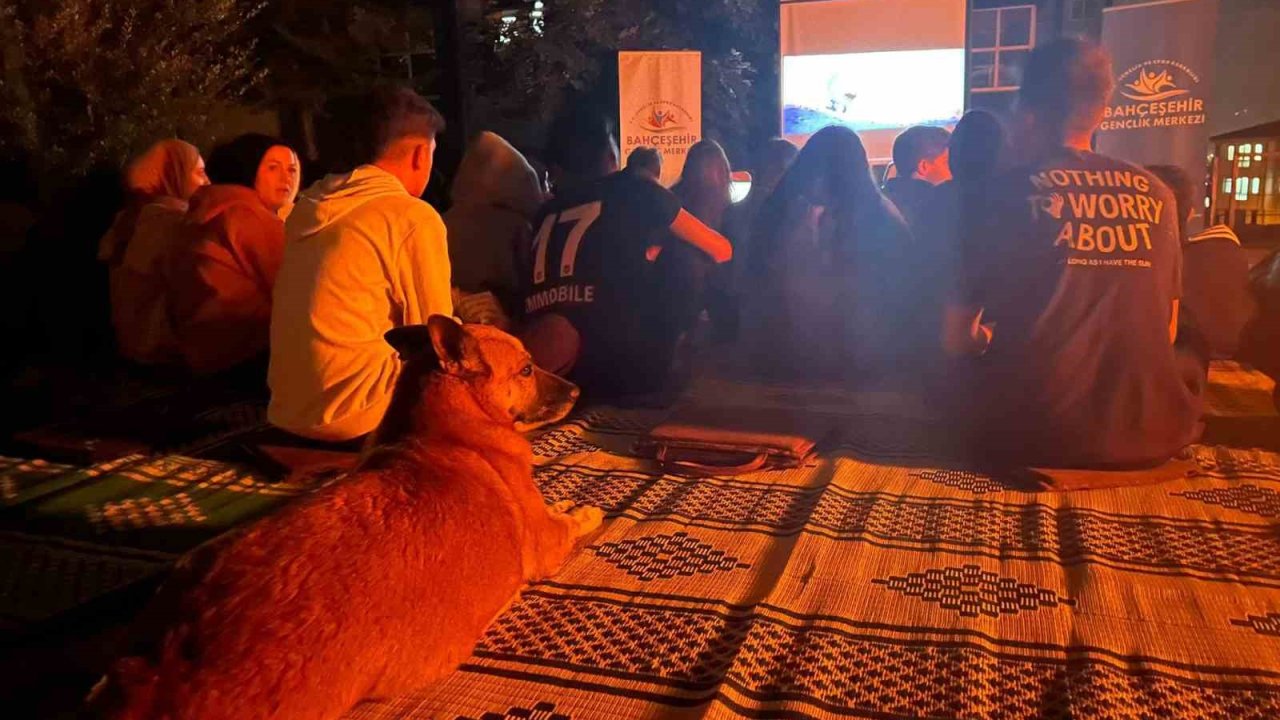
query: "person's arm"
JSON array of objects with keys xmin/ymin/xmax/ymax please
[{"xmin": 668, "ymin": 208, "xmax": 732, "ymax": 264}]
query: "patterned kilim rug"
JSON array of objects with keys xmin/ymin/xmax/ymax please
[
  {"xmin": 345, "ymin": 364, "xmax": 1280, "ymax": 720},
  {"xmin": 0, "ymin": 454, "xmax": 311, "ymax": 630},
  {"xmin": 2, "ymin": 362, "xmax": 1279, "ymax": 717}
]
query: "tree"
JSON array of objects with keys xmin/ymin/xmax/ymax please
[
  {"xmin": 256, "ymin": 0, "xmax": 449, "ymax": 167},
  {"xmin": 262, "ymin": 0, "xmax": 440, "ymax": 111},
  {"xmin": 468, "ymin": 0, "xmax": 777, "ymax": 164},
  {"xmin": 0, "ymin": 0, "xmax": 264, "ymax": 189}
]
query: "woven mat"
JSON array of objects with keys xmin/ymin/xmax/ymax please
[
  {"xmin": 0, "ymin": 454, "xmax": 311, "ymax": 629},
  {"xmin": 3, "ymin": 361, "xmax": 1279, "ymax": 716},
  {"xmin": 347, "ymin": 365, "xmax": 1280, "ymax": 720}
]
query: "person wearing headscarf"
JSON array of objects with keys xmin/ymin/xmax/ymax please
[
  {"xmin": 443, "ymin": 131, "xmax": 543, "ymax": 318},
  {"xmin": 169, "ymin": 133, "xmax": 300, "ymax": 376},
  {"xmin": 98, "ymin": 139, "xmax": 209, "ymax": 365}
]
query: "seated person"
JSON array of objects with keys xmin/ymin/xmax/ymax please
[
  {"xmin": 882, "ymin": 125, "xmax": 951, "ymax": 235},
  {"xmin": 99, "ymin": 139, "xmax": 209, "ymax": 365},
  {"xmin": 268, "ymin": 86, "xmax": 452, "ymax": 441},
  {"xmin": 668, "ymin": 140, "xmax": 735, "ymax": 340},
  {"xmin": 741, "ymin": 125, "xmax": 912, "ymax": 385},
  {"xmin": 945, "ymin": 39, "xmax": 1198, "ymax": 469},
  {"xmin": 917, "ymin": 111, "xmax": 1007, "ymax": 365},
  {"xmin": 169, "ymin": 134, "xmax": 299, "ymax": 376},
  {"xmin": 1147, "ymin": 164, "xmax": 1252, "ymax": 361},
  {"xmin": 724, "ymin": 137, "xmax": 798, "ymax": 261},
  {"xmin": 444, "ymin": 131, "xmax": 543, "ymax": 318},
  {"xmin": 624, "ymin": 146, "xmax": 662, "ymax": 184},
  {"xmin": 522, "ymin": 112, "xmax": 731, "ymax": 400}
]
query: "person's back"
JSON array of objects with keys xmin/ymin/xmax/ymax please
[
  {"xmin": 522, "ymin": 110, "xmax": 731, "ymax": 399},
  {"xmin": 742, "ymin": 126, "xmax": 912, "ymax": 384},
  {"xmin": 268, "ymin": 86, "xmax": 452, "ymax": 441},
  {"xmin": 525, "ymin": 171, "xmax": 682, "ymax": 396},
  {"xmin": 725, "ymin": 138, "xmax": 798, "ymax": 254},
  {"xmin": 444, "ymin": 131, "xmax": 543, "ymax": 315},
  {"xmin": 100, "ymin": 139, "xmax": 209, "ymax": 365},
  {"xmin": 170, "ymin": 135, "xmax": 297, "ymax": 376},
  {"xmin": 1183, "ymin": 223, "xmax": 1251, "ymax": 358},
  {"xmin": 954, "ymin": 40, "xmax": 1196, "ymax": 468}
]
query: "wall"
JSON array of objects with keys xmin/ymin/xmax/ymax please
[{"xmin": 1206, "ymin": 0, "xmax": 1280, "ymax": 137}]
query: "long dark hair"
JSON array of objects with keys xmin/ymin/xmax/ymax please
[
  {"xmin": 949, "ymin": 110, "xmax": 1006, "ymax": 186},
  {"xmin": 672, "ymin": 139, "xmax": 731, "ymax": 227},
  {"xmin": 749, "ymin": 125, "xmax": 889, "ymax": 276},
  {"xmin": 206, "ymin": 133, "xmax": 289, "ymax": 189}
]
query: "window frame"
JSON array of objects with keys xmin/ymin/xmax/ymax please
[{"xmin": 970, "ymin": 5, "xmax": 1038, "ymax": 94}]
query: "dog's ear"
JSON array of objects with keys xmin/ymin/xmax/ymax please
[
  {"xmin": 384, "ymin": 325, "xmax": 436, "ymax": 362},
  {"xmin": 426, "ymin": 315, "xmax": 486, "ymax": 376}
]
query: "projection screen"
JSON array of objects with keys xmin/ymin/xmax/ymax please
[{"xmin": 780, "ymin": 0, "xmax": 968, "ymax": 163}]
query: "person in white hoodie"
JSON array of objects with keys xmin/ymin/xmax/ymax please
[{"xmin": 268, "ymin": 86, "xmax": 452, "ymax": 441}]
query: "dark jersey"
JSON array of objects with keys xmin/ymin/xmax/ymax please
[
  {"xmin": 522, "ymin": 172, "xmax": 683, "ymax": 394},
  {"xmin": 524, "ymin": 172, "xmax": 680, "ymax": 329}
]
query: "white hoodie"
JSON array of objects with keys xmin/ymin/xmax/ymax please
[{"xmin": 267, "ymin": 165, "xmax": 453, "ymax": 440}]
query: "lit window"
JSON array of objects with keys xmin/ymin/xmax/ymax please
[
  {"xmin": 1237, "ymin": 180, "xmax": 1250, "ymax": 201},
  {"xmin": 1204, "ymin": 196, "xmax": 1211, "ymax": 208},
  {"xmin": 1227, "ymin": 146, "xmax": 1236, "ymax": 161},
  {"xmin": 1253, "ymin": 177, "xmax": 1262, "ymax": 194},
  {"xmin": 1256, "ymin": 143, "xmax": 1264, "ymax": 154},
  {"xmin": 1224, "ymin": 178, "xmax": 1232, "ymax": 193},
  {"xmin": 1242, "ymin": 157, "xmax": 1252, "ymax": 168}
]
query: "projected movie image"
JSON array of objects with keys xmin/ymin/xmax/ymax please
[{"xmin": 783, "ymin": 49, "xmax": 965, "ymax": 136}]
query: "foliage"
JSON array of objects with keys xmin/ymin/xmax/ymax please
[
  {"xmin": 0, "ymin": 0, "xmax": 265, "ymax": 187},
  {"xmin": 261, "ymin": 0, "xmax": 439, "ymax": 110},
  {"xmin": 470, "ymin": 0, "xmax": 777, "ymax": 164}
]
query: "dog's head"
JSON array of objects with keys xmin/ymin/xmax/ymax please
[{"xmin": 384, "ymin": 315, "xmax": 579, "ymax": 434}]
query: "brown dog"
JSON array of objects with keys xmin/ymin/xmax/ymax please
[{"xmin": 89, "ymin": 316, "xmax": 603, "ymax": 720}]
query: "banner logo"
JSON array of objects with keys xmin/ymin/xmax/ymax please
[
  {"xmin": 1101, "ymin": 60, "xmax": 1205, "ymax": 131},
  {"xmin": 634, "ymin": 101, "xmax": 693, "ymax": 134},
  {"xmin": 1121, "ymin": 67, "xmax": 1188, "ymax": 102}
]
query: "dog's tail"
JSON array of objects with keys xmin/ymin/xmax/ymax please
[{"xmin": 84, "ymin": 656, "xmax": 161, "ymax": 719}]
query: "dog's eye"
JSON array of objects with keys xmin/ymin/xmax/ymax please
[{"xmin": 520, "ymin": 364, "xmax": 534, "ymax": 377}]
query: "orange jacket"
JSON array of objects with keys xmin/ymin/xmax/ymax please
[{"xmin": 169, "ymin": 184, "xmax": 284, "ymax": 375}]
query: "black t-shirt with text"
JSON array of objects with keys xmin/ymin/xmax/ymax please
[
  {"xmin": 523, "ymin": 172, "xmax": 682, "ymax": 366},
  {"xmin": 964, "ymin": 148, "xmax": 1198, "ymax": 467}
]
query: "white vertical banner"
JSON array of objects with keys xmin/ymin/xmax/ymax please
[{"xmin": 618, "ymin": 51, "xmax": 702, "ymax": 186}]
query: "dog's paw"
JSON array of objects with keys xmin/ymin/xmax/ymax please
[
  {"xmin": 549, "ymin": 499, "xmax": 575, "ymax": 514},
  {"xmin": 568, "ymin": 505, "xmax": 604, "ymax": 536}
]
